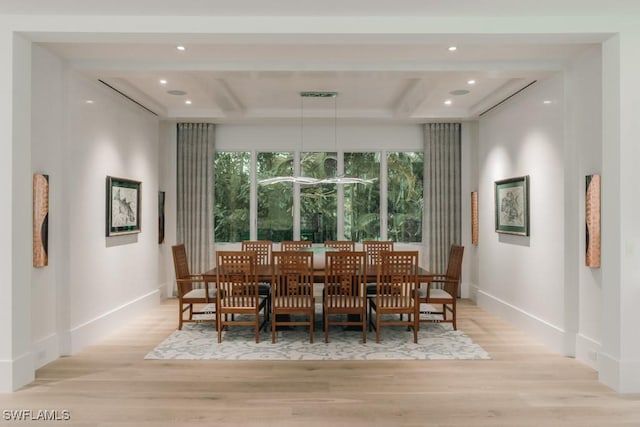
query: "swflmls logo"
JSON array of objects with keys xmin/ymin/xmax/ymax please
[{"xmin": 2, "ymin": 409, "xmax": 71, "ymax": 421}]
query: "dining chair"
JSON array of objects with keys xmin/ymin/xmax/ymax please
[
  {"xmin": 270, "ymin": 251, "xmax": 315, "ymax": 343},
  {"xmin": 280, "ymin": 240, "xmax": 313, "ymax": 251},
  {"xmin": 323, "ymin": 251, "xmax": 367, "ymax": 343},
  {"xmin": 324, "ymin": 240, "xmax": 356, "ymax": 251},
  {"xmin": 368, "ymin": 251, "xmax": 419, "ymax": 343},
  {"xmin": 215, "ymin": 250, "xmax": 269, "ymax": 343},
  {"xmin": 418, "ymin": 245, "xmax": 464, "ymax": 330},
  {"xmin": 171, "ymin": 244, "xmax": 217, "ymax": 330},
  {"xmin": 241, "ymin": 240, "xmax": 273, "ymax": 319},
  {"xmin": 362, "ymin": 240, "xmax": 395, "ymax": 295}
]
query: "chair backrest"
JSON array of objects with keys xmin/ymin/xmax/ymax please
[
  {"xmin": 280, "ymin": 240, "xmax": 312, "ymax": 251},
  {"xmin": 241, "ymin": 240, "xmax": 272, "ymax": 265},
  {"xmin": 324, "ymin": 251, "xmax": 366, "ymax": 303},
  {"xmin": 172, "ymin": 243, "xmax": 193, "ymax": 293},
  {"xmin": 271, "ymin": 251, "xmax": 314, "ymax": 307},
  {"xmin": 444, "ymin": 245, "xmax": 464, "ymax": 295},
  {"xmin": 216, "ymin": 250, "xmax": 259, "ymax": 307},
  {"xmin": 324, "ymin": 240, "xmax": 356, "ymax": 251},
  {"xmin": 363, "ymin": 240, "xmax": 394, "ymax": 266},
  {"xmin": 172, "ymin": 243, "xmax": 190, "ymax": 279},
  {"xmin": 375, "ymin": 251, "xmax": 418, "ymax": 308}
]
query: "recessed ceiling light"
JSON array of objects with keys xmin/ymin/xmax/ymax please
[
  {"xmin": 159, "ymin": 79, "xmax": 167, "ymax": 85},
  {"xmin": 185, "ymin": 100, "xmax": 192, "ymax": 105},
  {"xmin": 444, "ymin": 100, "xmax": 452, "ymax": 105},
  {"xmin": 176, "ymin": 45, "xmax": 186, "ymax": 51},
  {"xmin": 85, "ymin": 100, "xmax": 94, "ymax": 104},
  {"xmin": 543, "ymin": 100, "xmax": 552, "ymax": 104},
  {"xmin": 467, "ymin": 79, "xmax": 476, "ymax": 85},
  {"xmin": 448, "ymin": 46, "xmax": 457, "ymax": 52}
]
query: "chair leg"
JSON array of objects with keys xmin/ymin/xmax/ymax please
[
  {"xmin": 451, "ymin": 302, "xmax": 457, "ymax": 330},
  {"xmin": 271, "ymin": 312, "xmax": 276, "ymax": 344},
  {"xmin": 309, "ymin": 309, "xmax": 314, "ymax": 344},
  {"xmin": 324, "ymin": 307, "xmax": 329, "ymax": 343},
  {"xmin": 217, "ymin": 311, "xmax": 222, "ymax": 343},
  {"xmin": 362, "ymin": 309, "xmax": 367, "ymax": 344}
]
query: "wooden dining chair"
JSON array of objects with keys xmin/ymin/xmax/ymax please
[
  {"xmin": 324, "ymin": 240, "xmax": 356, "ymax": 251},
  {"xmin": 363, "ymin": 240, "xmax": 395, "ymax": 295},
  {"xmin": 323, "ymin": 251, "xmax": 367, "ymax": 343},
  {"xmin": 280, "ymin": 240, "xmax": 313, "ymax": 251},
  {"xmin": 241, "ymin": 240, "xmax": 273, "ymax": 318},
  {"xmin": 171, "ymin": 244, "xmax": 217, "ymax": 330},
  {"xmin": 270, "ymin": 251, "xmax": 315, "ymax": 343},
  {"xmin": 215, "ymin": 250, "xmax": 269, "ymax": 343},
  {"xmin": 368, "ymin": 251, "xmax": 419, "ymax": 343},
  {"xmin": 418, "ymin": 245, "xmax": 464, "ymax": 330}
]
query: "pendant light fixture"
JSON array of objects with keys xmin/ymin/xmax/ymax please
[{"xmin": 258, "ymin": 91, "xmax": 373, "ymax": 186}]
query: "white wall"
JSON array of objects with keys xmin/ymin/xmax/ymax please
[
  {"xmin": 30, "ymin": 45, "xmax": 162, "ymax": 367},
  {"xmin": 565, "ymin": 46, "xmax": 603, "ymax": 367},
  {"xmin": 477, "ymin": 74, "xmax": 568, "ymax": 353}
]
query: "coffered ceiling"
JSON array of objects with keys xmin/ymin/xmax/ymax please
[{"xmin": 16, "ymin": 0, "xmax": 624, "ymax": 123}]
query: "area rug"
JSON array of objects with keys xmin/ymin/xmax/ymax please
[{"xmin": 145, "ymin": 309, "xmax": 491, "ymax": 361}]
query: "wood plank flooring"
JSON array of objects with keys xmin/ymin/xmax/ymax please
[{"xmin": 1, "ymin": 299, "xmax": 639, "ymax": 426}]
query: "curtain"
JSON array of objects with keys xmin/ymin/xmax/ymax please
[
  {"xmin": 424, "ymin": 123, "xmax": 461, "ymax": 280},
  {"xmin": 177, "ymin": 123, "xmax": 216, "ymax": 282}
]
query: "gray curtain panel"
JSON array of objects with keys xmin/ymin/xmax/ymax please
[
  {"xmin": 424, "ymin": 123, "xmax": 462, "ymax": 281},
  {"xmin": 176, "ymin": 123, "xmax": 216, "ymax": 283}
]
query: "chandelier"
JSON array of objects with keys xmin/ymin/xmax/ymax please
[{"xmin": 258, "ymin": 91, "xmax": 374, "ymax": 186}]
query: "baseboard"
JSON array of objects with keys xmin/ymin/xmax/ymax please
[
  {"xmin": 0, "ymin": 351, "xmax": 35, "ymax": 393},
  {"xmin": 31, "ymin": 333, "xmax": 60, "ymax": 369},
  {"xmin": 68, "ymin": 290, "xmax": 160, "ymax": 354},
  {"xmin": 575, "ymin": 333, "xmax": 601, "ymax": 370},
  {"xmin": 598, "ymin": 352, "xmax": 640, "ymax": 393},
  {"xmin": 477, "ymin": 289, "xmax": 566, "ymax": 355}
]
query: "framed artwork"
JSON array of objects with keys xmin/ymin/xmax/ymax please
[
  {"xmin": 33, "ymin": 173, "xmax": 49, "ymax": 267},
  {"xmin": 495, "ymin": 175, "xmax": 529, "ymax": 236},
  {"xmin": 106, "ymin": 176, "xmax": 141, "ymax": 236},
  {"xmin": 585, "ymin": 174, "xmax": 601, "ymax": 268}
]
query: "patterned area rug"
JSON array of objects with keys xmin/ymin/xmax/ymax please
[{"xmin": 145, "ymin": 308, "xmax": 491, "ymax": 361}]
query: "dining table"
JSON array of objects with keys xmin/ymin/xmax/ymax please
[{"xmin": 203, "ymin": 250, "xmax": 432, "ymax": 331}]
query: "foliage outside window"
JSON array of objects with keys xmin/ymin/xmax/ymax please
[
  {"xmin": 387, "ymin": 152, "xmax": 424, "ymax": 242},
  {"xmin": 214, "ymin": 151, "xmax": 250, "ymax": 242},
  {"xmin": 343, "ymin": 152, "xmax": 381, "ymax": 241},
  {"xmin": 257, "ymin": 152, "xmax": 294, "ymax": 241},
  {"xmin": 300, "ymin": 152, "xmax": 337, "ymax": 243}
]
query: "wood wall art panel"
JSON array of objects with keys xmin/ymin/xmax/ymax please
[
  {"xmin": 585, "ymin": 174, "xmax": 601, "ymax": 268},
  {"xmin": 33, "ymin": 174, "xmax": 49, "ymax": 267}
]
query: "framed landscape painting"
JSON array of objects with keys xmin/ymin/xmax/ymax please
[
  {"xmin": 495, "ymin": 175, "xmax": 529, "ymax": 236},
  {"xmin": 106, "ymin": 176, "xmax": 141, "ymax": 236}
]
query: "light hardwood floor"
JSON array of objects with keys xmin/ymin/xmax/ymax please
[{"xmin": 1, "ymin": 299, "xmax": 639, "ymax": 426}]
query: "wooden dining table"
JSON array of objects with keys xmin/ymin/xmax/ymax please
[
  {"xmin": 203, "ymin": 260, "xmax": 432, "ymax": 331},
  {"xmin": 202, "ymin": 264, "xmax": 433, "ymax": 284}
]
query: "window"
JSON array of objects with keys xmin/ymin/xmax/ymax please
[
  {"xmin": 343, "ymin": 152, "xmax": 381, "ymax": 240},
  {"xmin": 257, "ymin": 152, "xmax": 294, "ymax": 241},
  {"xmin": 214, "ymin": 151, "xmax": 250, "ymax": 242},
  {"xmin": 387, "ymin": 152, "xmax": 424, "ymax": 242},
  {"xmin": 213, "ymin": 149, "xmax": 424, "ymax": 244},
  {"xmin": 300, "ymin": 152, "xmax": 337, "ymax": 243}
]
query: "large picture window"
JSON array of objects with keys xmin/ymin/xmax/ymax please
[
  {"xmin": 387, "ymin": 152, "xmax": 424, "ymax": 242},
  {"xmin": 344, "ymin": 152, "xmax": 381, "ymax": 241},
  {"xmin": 214, "ymin": 151, "xmax": 250, "ymax": 242},
  {"xmin": 300, "ymin": 152, "xmax": 337, "ymax": 243},
  {"xmin": 213, "ymin": 149, "xmax": 424, "ymax": 244},
  {"xmin": 257, "ymin": 152, "xmax": 294, "ymax": 241}
]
